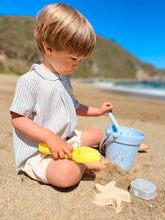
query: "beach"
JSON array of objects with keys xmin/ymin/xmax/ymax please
[{"xmin": 0, "ymin": 73, "xmax": 165, "ymax": 220}]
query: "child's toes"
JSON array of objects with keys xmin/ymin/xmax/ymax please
[
  {"xmin": 101, "ymin": 158, "xmax": 111, "ymax": 165},
  {"xmin": 139, "ymin": 143, "xmax": 150, "ymax": 152}
]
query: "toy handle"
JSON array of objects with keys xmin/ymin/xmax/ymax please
[
  {"xmin": 39, "ymin": 143, "xmax": 100, "ymax": 163},
  {"xmin": 107, "ymin": 111, "xmax": 122, "ymax": 133}
]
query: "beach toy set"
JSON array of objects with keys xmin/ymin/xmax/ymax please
[
  {"xmin": 93, "ymin": 178, "xmax": 157, "ymax": 213},
  {"xmin": 39, "ymin": 113, "xmax": 157, "ymax": 212},
  {"xmin": 99, "ymin": 111, "xmax": 144, "ymax": 171},
  {"xmin": 39, "ymin": 111, "xmax": 144, "ymax": 170}
]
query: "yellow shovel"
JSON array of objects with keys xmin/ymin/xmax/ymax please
[{"xmin": 39, "ymin": 142, "xmax": 101, "ymax": 163}]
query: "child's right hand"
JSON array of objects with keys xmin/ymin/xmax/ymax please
[{"xmin": 46, "ymin": 133, "xmax": 73, "ymax": 160}]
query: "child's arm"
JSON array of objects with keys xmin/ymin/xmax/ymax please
[
  {"xmin": 11, "ymin": 112, "xmax": 73, "ymax": 160},
  {"xmin": 76, "ymin": 102, "xmax": 114, "ymax": 116}
]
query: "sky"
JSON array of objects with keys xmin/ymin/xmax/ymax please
[{"xmin": 0, "ymin": 0, "xmax": 165, "ymax": 69}]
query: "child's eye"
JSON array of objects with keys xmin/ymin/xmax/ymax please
[{"xmin": 71, "ymin": 57, "xmax": 77, "ymax": 61}]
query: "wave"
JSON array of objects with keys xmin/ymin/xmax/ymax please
[{"xmin": 92, "ymin": 81, "xmax": 165, "ymax": 100}]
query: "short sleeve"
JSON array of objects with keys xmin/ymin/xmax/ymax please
[{"xmin": 9, "ymin": 77, "xmax": 37, "ymax": 118}]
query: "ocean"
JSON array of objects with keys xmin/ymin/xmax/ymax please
[{"xmin": 92, "ymin": 81, "xmax": 165, "ymax": 101}]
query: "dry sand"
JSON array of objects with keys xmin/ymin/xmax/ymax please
[{"xmin": 0, "ymin": 74, "xmax": 165, "ymax": 220}]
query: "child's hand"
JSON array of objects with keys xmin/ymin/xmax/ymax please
[
  {"xmin": 98, "ymin": 102, "xmax": 114, "ymax": 115},
  {"xmin": 46, "ymin": 133, "xmax": 73, "ymax": 160}
]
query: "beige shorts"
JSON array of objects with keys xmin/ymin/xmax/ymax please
[{"xmin": 21, "ymin": 130, "xmax": 81, "ymax": 184}]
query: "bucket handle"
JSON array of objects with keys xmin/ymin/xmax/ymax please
[{"xmin": 99, "ymin": 130, "xmax": 119, "ymax": 153}]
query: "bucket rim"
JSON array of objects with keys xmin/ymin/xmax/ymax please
[
  {"xmin": 106, "ymin": 125, "xmax": 144, "ymax": 136},
  {"xmin": 106, "ymin": 125, "xmax": 144, "ymax": 145}
]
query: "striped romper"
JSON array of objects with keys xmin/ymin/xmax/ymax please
[{"xmin": 9, "ymin": 64, "xmax": 81, "ymax": 182}]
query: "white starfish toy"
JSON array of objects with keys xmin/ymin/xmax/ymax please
[{"xmin": 94, "ymin": 181, "xmax": 131, "ymax": 213}]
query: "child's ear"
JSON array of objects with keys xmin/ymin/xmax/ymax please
[{"xmin": 43, "ymin": 42, "xmax": 53, "ymax": 55}]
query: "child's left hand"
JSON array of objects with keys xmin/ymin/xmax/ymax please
[{"xmin": 98, "ymin": 102, "xmax": 114, "ymax": 115}]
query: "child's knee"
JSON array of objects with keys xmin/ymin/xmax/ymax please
[
  {"xmin": 94, "ymin": 129, "xmax": 103, "ymax": 137},
  {"xmin": 61, "ymin": 164, "xmax": 85, "ymax": 188},
  {"xmin": 60, "ymin": 162, "xmax": 86, "ymax": 188},
  {"xmin": 47, "ymin": 160, "xmax": 86, "ymax": 188},
  {"xmin": 92, "ymin": 129, "xmax": 104, "ymax": 141}
]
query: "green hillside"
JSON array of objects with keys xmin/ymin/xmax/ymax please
[{"xmin": 0, "ymin": 15, "xmax": 164, "ymax": 80}]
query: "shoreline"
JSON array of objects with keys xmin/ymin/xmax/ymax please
[
  {"xmin": 72, "ymin": 80, "xmax": 165, "ymax": 102},
  {"xmin": 82, "ymin": 81, "xmax": 165, "ymax": 101},
  {"xmin": 101, "ymin": 87, "xmax": 165, "ymax": 101}
]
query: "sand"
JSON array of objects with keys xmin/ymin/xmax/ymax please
[{"xmin": 0, "ymin": 73, "xmax": 165, "ymax": 220}]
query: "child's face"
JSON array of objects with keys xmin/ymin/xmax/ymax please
[{"xmin": 43, "ymin": 45, "xmax": 84, "ymax": 75}]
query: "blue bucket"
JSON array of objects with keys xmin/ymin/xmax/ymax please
[{"xmin": 100, "ymin": 125, "xmax": 144, "ymax": 171}]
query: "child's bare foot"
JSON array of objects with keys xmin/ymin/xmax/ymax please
[
  {"xmin": 84, "ymin": 157, "xmax": 110, "ymax": 171},
  {"xmin": 139, "ymin": 143, "xmax": 150, "ymax": 152}
]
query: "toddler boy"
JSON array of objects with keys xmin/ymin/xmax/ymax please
[{"xmin": 10, "ymin": 3, "xmax": 113, "ymax": 188}]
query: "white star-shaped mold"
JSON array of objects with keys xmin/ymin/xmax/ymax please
[{"xmin": 94, "ymin": 181, "xmax": 131, "ymax": 213}]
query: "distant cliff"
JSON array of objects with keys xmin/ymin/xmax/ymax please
[{"xmin": 0, "ymin": 15, "xmax": 164, "ymax": 81}]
